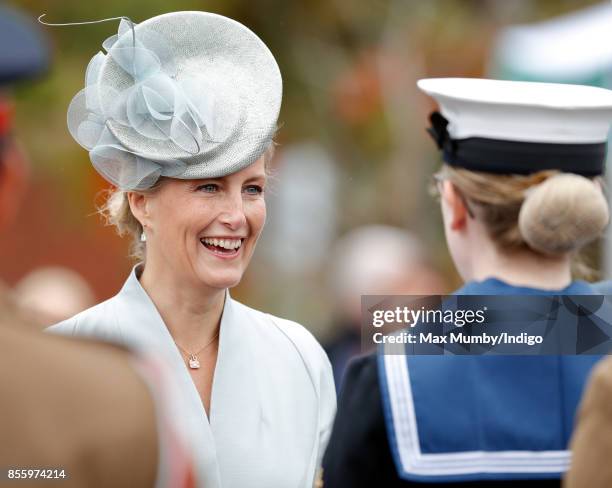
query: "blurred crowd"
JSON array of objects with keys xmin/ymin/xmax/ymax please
[
  {"xmin": 2, "ymin": 2, "xmax": 612, "ymax": 487},
  {"xmin": 3, "ymin": 0, "xmax": 611, "ymax": 384}
]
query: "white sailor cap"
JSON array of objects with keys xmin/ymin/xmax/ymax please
[{"xmin": 417, "ymin": 78, "xmax": 612, "ymax": 176}]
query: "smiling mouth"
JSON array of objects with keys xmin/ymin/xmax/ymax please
[{"xmin": 200, "ymin": 237, "xmax": 244, "ymax": 256}]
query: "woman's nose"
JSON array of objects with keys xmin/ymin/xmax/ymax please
[{"xmin": 219, "ymin": 191, "xmax": 247, "ymax": 229}]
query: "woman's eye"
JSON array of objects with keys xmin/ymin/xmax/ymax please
[
  {"xmin": 244, "ymin": 185, "xmax": 264, "ymax": 195},
  {"xmin": 197, "ymin": 183, "xmax": 219, "ymax": 192}
]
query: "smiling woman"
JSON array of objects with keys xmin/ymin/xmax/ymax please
[
  {"xmin": 130, "ymin": 157, "xmax": 268, "ymax": 301},
  {"xmin": 45, "ymin": 11, "xmax": 335, "ymax": 488},
  {"xmin": 101, "ymin": 144, "xmax": 275, "ymax": 264}
]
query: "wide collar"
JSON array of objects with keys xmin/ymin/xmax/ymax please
[
  {"xmin": 112, "ymin": 266, "xmax": 261, "ymax": 488},
  {"xmin": 377, "ymin": 274, "xmax": 601, "ymax": 483},
  {"xmin": 456, "ymin": 278, "xmax": 594, "ymax": 295}
]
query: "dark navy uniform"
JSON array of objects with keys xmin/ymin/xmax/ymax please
[{"xmin": 322, "ymin": 278, "xmax": 601, "ymax": 487}]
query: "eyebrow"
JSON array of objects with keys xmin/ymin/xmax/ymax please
[
  {"xmin": 190, "ymin": 172, "xmax": 266, "ymax": 186},
  {"xmin": 243, "ymin": 174, "xmax": 266, "ymax": 183}
]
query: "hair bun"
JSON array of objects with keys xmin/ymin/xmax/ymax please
[{"xmin": 518, "ymin": 173, "xmax": 609, "ymax": 255}]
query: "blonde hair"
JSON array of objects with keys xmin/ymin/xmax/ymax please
[
  {"xmin": 434, "ymin": 165, "xmax": 609, "ymax": 275},
  {"xmin": 99, "ymin": 144, "xmax": 276, "ymax": 263}
]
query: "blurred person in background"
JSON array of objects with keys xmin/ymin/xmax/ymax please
[
  {"xmin": 14, "ymin": 266, "xmax": 95, "ymax": 328},
  {"xmin": 0, "ymin": 6, "xmax": 196, "ymax": 487},
  {"xmin": 565, "ymin": 355, "xmax": 612, "ymax": 488},
  {"xmin": 46, "ymin": 11, "xmax": 335, "ymax": 488},
  {"xmin": 564, "ymin": 218, "xmax": 612, "ymax": 488},
  {"xmin": 325, "ymin": 225, "xmax": 447, "ymax": 388},
  {"xmin": 322, "ymin": 78, "xmax": 612, "ymax": 487}
]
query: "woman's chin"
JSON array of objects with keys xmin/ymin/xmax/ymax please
[{"xmin": 193, "ymin": 269, "xmax": 243, "ymax": 290}]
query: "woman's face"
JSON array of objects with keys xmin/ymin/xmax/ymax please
[{"xmin": 141, "ymin": 157, "xmax": 267, "ymax": 290}]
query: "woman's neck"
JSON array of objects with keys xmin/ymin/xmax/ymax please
[
  {"xmin": 138, "ymin": 260, "xmax": 225, "ymax": 349},
  {"xmin": 469, "ymin": 244, "xmax": 572, "ymax": 290}
]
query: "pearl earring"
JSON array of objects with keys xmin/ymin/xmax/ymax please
[{"xmin": 140, "ymin": 231, "xmax": 147, "ymax": 242}]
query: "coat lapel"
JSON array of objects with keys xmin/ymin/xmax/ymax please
[
  {"xmin": 208, "ymin": 297, "xmax": 264, "ymax": 483},
  {"xmin": 112, "ymin": 267, "xmax": 223, "ymax": 488}
]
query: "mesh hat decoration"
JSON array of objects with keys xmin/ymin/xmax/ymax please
[
  {"xmin": 66, "ymin": 12, "xmax": 282, "ymax": 190},
  {"xmin": 418, "ymin": 78, "xmax": 612, "ymax": 176}
]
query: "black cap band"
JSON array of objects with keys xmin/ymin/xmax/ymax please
[{"xmin": 427, "ymin": 111, "xmax": 606, "ymax": 176}]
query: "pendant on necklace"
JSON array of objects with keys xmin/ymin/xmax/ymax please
[{"xmin": 188, "ymin": 354, "xmax": 201, "ymax": 369}]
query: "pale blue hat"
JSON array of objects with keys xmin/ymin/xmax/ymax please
[{"xmin": 67, "ymin": 12, "xmax": 282, "ymax": 190}]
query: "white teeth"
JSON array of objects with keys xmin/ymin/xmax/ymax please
[{"xmin": 201, "ymin": 238, "xmax": 243, "ymax": 250}]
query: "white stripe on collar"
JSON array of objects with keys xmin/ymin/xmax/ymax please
[{"xmin": 381, "ymin": 352, "xmax": 570, "ymax": 477}]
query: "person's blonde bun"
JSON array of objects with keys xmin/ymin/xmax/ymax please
[{"xmin": 518, "ymin": 173, "xmax": 609, "ymax": 255}]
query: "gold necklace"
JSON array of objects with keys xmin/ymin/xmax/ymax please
[{"xmin": 174, "ymin": 330, "xmax": 219, "ymax": 370}]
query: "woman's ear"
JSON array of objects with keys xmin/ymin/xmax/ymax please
[
  {"xmin": 126, "ymin": 191, "xmax": 149, "ymax": 229},
  {"xmin": 441, "ymin": 180, "xmax": 468, "ymax": 231}
]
